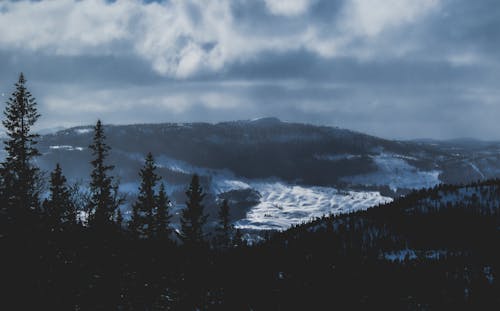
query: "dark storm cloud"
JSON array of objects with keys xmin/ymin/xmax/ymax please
[{"xmin": 0, "ymin": 0, "xmax": 498, "ymax": 139}]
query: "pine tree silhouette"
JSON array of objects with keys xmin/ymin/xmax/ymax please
[
  {"xmin": 130, "ymin": 152, "xmax": 160, "ymax": 238},
  {"xmin": 44, "ymin": 163, "xmax": 76, "ymax": 231},
  {"xmin": 1, "ymin": 73, "xmax": 41, "ymax": 216},
  {"xmin": 88, "ymin": 120, "xmax": 118, "ymax": 228},
  {"xmin": 180, "ymin": 174, "xmax": 208, "ymax": 247},
  {"xmin": 155, "ymin": 182, "xmax": 172, "ymax": 240},
  {"xmin": 115, "ymin": 208, "xmax": 124, "ymax": 229},
  {"xmin": 233, "ymin": 228, "xmax": 245, "ymax": 248},
  {"xmin": 215, "ymin": 199, "xmax": 233, "ymax": 249}
]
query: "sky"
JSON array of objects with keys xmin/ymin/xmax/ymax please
[{"xmin": 0, "ymin": 0, "xmax": 499, "ymax": 140}]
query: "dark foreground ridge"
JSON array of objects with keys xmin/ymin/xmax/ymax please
[{"xmin": 3, "ymin": 179, "xmax": 500, "ymax": 309}]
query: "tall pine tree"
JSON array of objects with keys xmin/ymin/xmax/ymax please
[
  {"xmin": 43, "ymin": 163, "xmax": 76, "ymax": 231},
  {"xmin": 180, "ymin": 174, "xmax": 208, "ymax": 247},
  {"xmin": 88, "ymin": 120, "xmax": 118, "ymax": 228},
  {"xmin": 130, "ymin": 152, "xmax": 160, "ymax": 238},
  {"xmin": 155, "ymin": 182, "xmax": 172, "ymax": 240},
  {"xmin": 115, "ymin": 208, "xmax": 124, "ymax": 229},
  {"xmin": 1, "ymin": 73, "xmax": 41, "ymax": 215},
  {"xmin": 215, "ymin": 199, "xmax": 233, "ymax": 249}
]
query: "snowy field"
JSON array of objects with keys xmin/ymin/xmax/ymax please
[
  {"xmin": 118, "ymin": 159, "xmax": 394, "ymax": 231},
  {"xmin": 229, "ymin": 181, "xmax": 392, "ymax": 230},
  {"xmin": 42, "ymin": 151, "xmax": 417, "ymax": 231},
  {"xmin": 343, "ymin": 153, "xmax": 441, "ymax": 191}
]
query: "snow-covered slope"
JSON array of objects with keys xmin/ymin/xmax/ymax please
[
  {"xmin": 342, "ymin": 153, "xmax": 441, "ymax": 191},
  {"xmin": 234, "ymin": 182, "xmax": 391, "ymax": 230},
  {"xmin": 28, "ymin": 120, "xmax": 500, "ymax": 231},
  {"xmin": 113, "ymin": 157, "xmax": 393, "ymax": 230}
]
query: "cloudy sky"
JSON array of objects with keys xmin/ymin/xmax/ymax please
[{"xmin": 0, "ymin": 0, "xmax": 498, "ymax": 139}]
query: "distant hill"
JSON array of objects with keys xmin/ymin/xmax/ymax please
[{"xmin": 26, "ymin": 118, "xmax": 500, "ymax": 230}]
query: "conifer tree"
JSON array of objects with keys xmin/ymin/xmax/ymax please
[
  {"xmin": 130, "ymin": 152, "xmax": 160, "ymax": 238},
  {"xmin": 129, "ymin": 203, "xmax": 140, "ymax": 233},
  {"xmin": 155, "ymin": 182, "xmax": 172, "ymax": 240},
  {"xmin": 88, "ymin": 120, "xmax": 118, "ymax": 227},
  {"xmin": 115, "ymin": 208, "xmax": 123, "ymax": 229},
  {"xmin": 1, "ymin": 73, "xmax": 41, "ymax": 214},
  {"xmin": 44, "ymin": 163, "xmax": 76, "ymax": 231},
  {"xmin": 180, "ymin": 174, "xmax": 208, "ymax": 247},
  {"xmin": 233, "ymin": 228, "xmax": 245, "ymax": 248},
  {"xmin": 215, "ymin": 199, "xmax": 233, "ymax": 249}
]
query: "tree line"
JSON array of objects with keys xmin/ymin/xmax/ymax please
[{"xmin": 0, "ymin": 73, "xmax": 240, "ymax": 250}]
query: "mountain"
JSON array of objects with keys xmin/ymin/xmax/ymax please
[{"xmin": 31, "ymin": 118, "xmax": 500, "ymax": 230}]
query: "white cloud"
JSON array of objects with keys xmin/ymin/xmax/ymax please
[
  {"xmin": 341, "ymin": 0, "xmax": 440, "ymax": 37},
  {"xmin": 0, "ymin": 0, "xmax": 441, "ymax": 77},
  {"xmin": 0, "ymin": 0, "xmax": 133, "ymax": 55},
  {"xmin": 264, "ymin": 0, "xmax": 313, "ymax": 16}
]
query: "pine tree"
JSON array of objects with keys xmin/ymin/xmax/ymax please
[
  {"xmin": 215, "ymin": 199, "xmax": 233, "ymax": 249},
  {"xmin": 130, "ymin": 152, "xmax": 160, "ymax": 238},
  {"xmin": 88, "ymin": 120, "xmax": 118, "ymax": 228},
  {"xmin": 155, "ymin": 182, "xmax": 172, "ymax": 240},
  {"xmin": 1, "ymin": 73, "xmax": 41, "ymax": 215},
  {"xmin": 44, "ymin": 163, "xmax": 76, "ymax": 231},
  {"xmin": 180, "ymin": 174, "xmax": 208, "ymax": 247},
  {"xmin": 115, "ymin": 208, "xmax": 123, "ymax": 229},
  {"xmin": 129, "ymin": 203, "xmax": 140, "ymax": 233},
  {"xmin": 233, "ymin": 228, "xmax": 245, "ymax": 248}
]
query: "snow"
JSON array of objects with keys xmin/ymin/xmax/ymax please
[
  {"xmin": 117, "ymin": 152, "xmax": 394, "ymax": 231},
  {"xmin": 49, "ymin": 145, "xmax": 84, "ymax": 151},
  {"xmin": 392, "ymin": 154, "xmax": 419, "ymax": 161},
  {"xmin": 234, "ymin": 181, "xmax": 392, "ymax": 230},
  {"xmin": 156, "ymin": 156, "xmax": 192, "ymax": 174},
  {"xmin": 467, "ymin": 161, "xmax": 485, "ymax": 179},
  {"xmin": 75, "ymin": 128, "xmax": 92, "ymax": 134},
  {"xmin": 483, "ymin": 266, "xmax": 495, "ymax": 284},
  {"xmin": 250, "ymin": 117, "xmax": 282, "ymax": 123},
  {"xmin": 154, "ymin": 155, "xmax": 231, "ymax": 177},
  {"xmin": 383, "ymin": 249, "xmax": 447, "ymax": 262},
  {"xmin": 115, "ymin": 151, "xmax": 446, "ymax": 231},
  {"xmin": 314, "ymin": 154, "xmax": 362, "ymax": 161},
  {"xmin": 425, "ymin": 185, "xmax": 500, "ymax": 208},
  {"xmin": 212, "ymin": 178, "xmax": 251, "ymax": 193},
  {"xmin": 383, "ymin": 249, "xmax": 417, "ymax": 262},
  {"xmin": 343, "ymin": 153, "xmax": 441, "ymax": 191}
]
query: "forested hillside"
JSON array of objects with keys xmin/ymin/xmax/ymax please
[
  {"xmin": 4, "ymin": 179, "xmax": 500, "ymax": 309},
  {"xmin": 2, "ymin": 74, "xmax": 499, "ymax": 310}
]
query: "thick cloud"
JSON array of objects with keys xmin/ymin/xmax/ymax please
[
  {"xmin": 0, "ymin": 0, "xmax": 441, "ymax": 76},
  {"xmin": 0, "ymin": 0, "xmax": 498, "ymax": 139}
]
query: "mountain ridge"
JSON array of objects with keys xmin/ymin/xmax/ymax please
[{"xmin": 24, "ymin": 119, "xmax": 500, "ymax": 230}]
